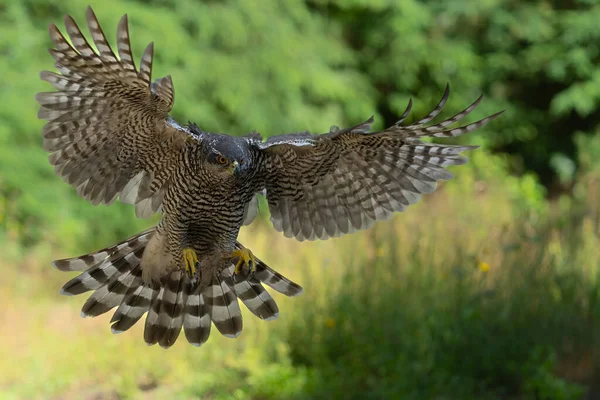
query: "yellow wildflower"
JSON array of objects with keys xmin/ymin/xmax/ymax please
[
  {"xmin": 478, "ymin": 261, "xmax": 490, "ymax": 273},
  {"xmin": 324, "ymin": 317, "xmax": 336, "ymax": 328}
]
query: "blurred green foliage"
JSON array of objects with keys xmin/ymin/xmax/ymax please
[{"xmin": 0, "ymin": 0, "xmax": 599, "ymax": 399}]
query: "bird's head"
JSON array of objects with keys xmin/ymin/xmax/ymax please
[{"xmin": 204, "ymin": 134, "xmax": 252, "ymax": 178}]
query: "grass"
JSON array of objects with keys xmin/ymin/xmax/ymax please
[{"xmin": 0, "ymin": 172, "xmax": 599, "ymax": 399}]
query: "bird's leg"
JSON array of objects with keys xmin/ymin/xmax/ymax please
[
  {"xmin": 182, "ymin": 248, "xmax": 200, "ymax": 281},
  {"xmin": 228, "ymin": 248, "xmax": 258, "ymax": 282}
]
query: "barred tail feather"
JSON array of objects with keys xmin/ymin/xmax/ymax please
[
  {"xmin": 110, "ymin": 283, "xmax": 154, "ymax": 333},
  {"xmin": 142, "ymin": 270, "xmax": 189, "ymax": 348},
  {"xmin": 183, "ymin": 288, "xmax": 211, "ymax": 346},
  {"xmin": 53, "ymin": 228, "xmax": 154, "ymax": 273},
  {"xmin": 53, "ymin": 230, "xmax": 304, "ymax": 348},
  {"xmin": 233, "ymin": 276, "xmax": 279, "ymax": 320},
  {"xmin": 143, "ymin": 286, "xmax": 165, "ymax": 345},
  {"xmin": 204, "ymin": 274, "xmax": 243, "ymax": 338},
  {"xmin": 254, "ymin": 261, "xmax": 303, "ymax": 297},
  {"xmin": 80, "ymin": 264, "xmax": 142, "ymax": 317},
  {"xmin": 158, "ymin": 271, "xmax": 188, "ymax": 348},
  {"xmin": 61, "ymin": 246, "xmax": 146, "ymax": 296}
]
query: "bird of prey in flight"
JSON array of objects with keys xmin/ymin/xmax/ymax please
[{"xmin": 36, "ymin": 7, "xmax": 502, "ymax": 348}]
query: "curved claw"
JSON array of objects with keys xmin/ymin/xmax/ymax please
[{"xmin": 230, "ymin": 248, "xmax": 257, "ymax": 282}]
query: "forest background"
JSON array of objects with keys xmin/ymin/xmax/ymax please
[{"xmin": 1, "ymin": 0, "xmax": 600, "ymax": 399}]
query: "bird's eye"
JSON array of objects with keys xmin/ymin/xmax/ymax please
[{"xmin": 217, "ymin": 156, "xmax": 227, "ymax": 165}]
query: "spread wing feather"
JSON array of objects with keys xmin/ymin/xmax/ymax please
[
  {"xmin": 253, "ymin": 86, "xmax": 503, "ymax": 241},
  {"xmin": 36, "ymin": 6, "xmax": 198, "ymax": 218}
]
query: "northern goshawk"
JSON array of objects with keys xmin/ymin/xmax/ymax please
[{"xmin": 36, "ymin": 7, "xmax": 503, "ymax": 348}]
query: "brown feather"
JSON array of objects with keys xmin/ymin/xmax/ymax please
[
  {"xmin": 255, "ymin": 86, "xmax": 503, "ymax": 241},
  {"xmin": 36, "ymin": 6, "xmax": 196, "ymax": 218}
]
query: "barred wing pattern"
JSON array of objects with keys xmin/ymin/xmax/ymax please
[
  {"xmin": 36, "ymin": 6, "xmax": 197, "ymax": 219},
  {"xmin": 255, "ymin": 86, "xmax": 503, "ymax": 241}
]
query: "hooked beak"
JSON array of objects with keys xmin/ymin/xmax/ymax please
[{"xmin": 229, "ymin": 160, "xmax": 241, "ymax": 176}]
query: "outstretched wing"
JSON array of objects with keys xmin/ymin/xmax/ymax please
[
  {"xmin": 252, "ymin": 86, "xmax": 503, "ymax": 241},
  {"xmin": 36, "ymin": 7, "xmax": 199, "ymax": 218}
]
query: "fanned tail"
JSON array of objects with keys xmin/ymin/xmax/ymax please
[
  {"xmin": 54, "ymin": 230, "xmax": 303, "ymax": 348},
  {"xmin": 183, "ymin": 284, "xmax": 211, "ymax": 346}
]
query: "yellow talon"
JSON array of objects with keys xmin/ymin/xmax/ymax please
[
  {"xmin": 183, "ymin": 248, "xmax": 199, "ymax": 279},
  {"xmin": 230, "ymin": 248, "xmax": 257, "ymax": 282}
]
